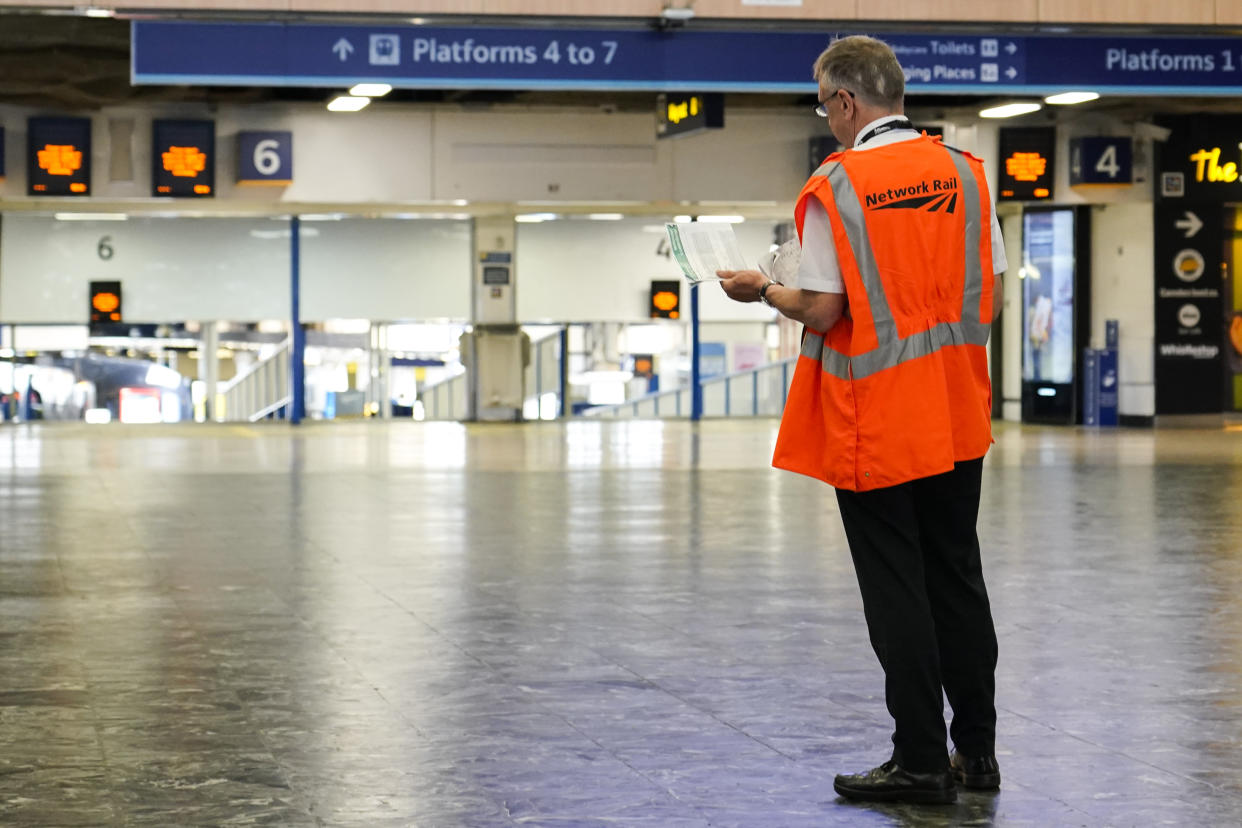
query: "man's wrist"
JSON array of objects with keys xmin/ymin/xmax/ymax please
[{"xmin": 759, "ymin": 280, "xmax": 781, "ymax": 306}]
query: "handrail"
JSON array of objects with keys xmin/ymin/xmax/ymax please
[
  {"xmin": 218, "ymin": 338, "xmax": 291, "ymax": 422},
  {"xmin": 583, "ymin": 356, "xmax": 795, "ymax": 420},
  {"xmin": 420, "ymin": 368, "xmax": 467, "ymax": 421}
]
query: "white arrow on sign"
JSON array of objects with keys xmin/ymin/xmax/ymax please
[
  {"xmin": 1175, "ymin": 211, "xmax": 1203, "ymax": 238},
  {"xmin": 1005, "ymin": 42, "xmax": 1018, "ymax": 54},
  {"xmin": 1005, "ymin": 66, "xmax": 1018, "ymax": 79},
  {"xmin": 332, "ymin": 38, "xmax": 355, "ymax": 61}
]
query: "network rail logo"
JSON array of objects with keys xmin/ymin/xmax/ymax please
[{"xmin": 865, "ymin": 177, "xmax": 960, "ymax": 214}]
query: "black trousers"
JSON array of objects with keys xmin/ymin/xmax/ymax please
[{"xmin": 834, "ymin": 457, "xmax": 998, "ymax": 773}]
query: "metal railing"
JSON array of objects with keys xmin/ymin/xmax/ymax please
[
  {"xmin": 218, "ymin": 339, "xmax": 291, "ymax": 422},
  {"xmin": 523, "ymin": 332, "xmax": 563, "ymax": 420},
  {"xmin": 420, "ymin": 369, "xmax": 467, "ymax": 421},
  {"xmin": 584, "ymin": 357, "xmax": 796, "ymax": 420},
  {"xmin": 701, "ymin": 358, "xmax": 795, "ymax": 418}
]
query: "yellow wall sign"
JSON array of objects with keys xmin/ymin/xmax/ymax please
[
  {"xmin": 656, "ymin": 93, "xmax": 724, "ymax": 139},
  {"xmin": 1189, "ymin": 147, "xmax": 1239, "ymax": 183}
]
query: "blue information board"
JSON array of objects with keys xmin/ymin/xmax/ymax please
[{"xmin": 131, "ymin": 22, "xmax": 1242, "ymax": 96}]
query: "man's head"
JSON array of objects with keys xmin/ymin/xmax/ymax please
[{"xmin": 813, "ymin": 36, "xmax": 905, "ymax": 148}]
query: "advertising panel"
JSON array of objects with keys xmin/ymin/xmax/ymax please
[{"xmin": 1021, "ymin": 210, "xmax": 1076, "ymax": 384}]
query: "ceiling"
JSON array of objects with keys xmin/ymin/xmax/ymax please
[{"xmin": 0, "ymin": 11, "xmax": 1239, "ymax": 122}]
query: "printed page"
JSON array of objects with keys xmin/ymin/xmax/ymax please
[{"xmin": 665, "ymin": 222, "xmax": 750, "ymax": 284}]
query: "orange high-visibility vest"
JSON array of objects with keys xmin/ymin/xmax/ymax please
[{"xmin": 773, "ymin": 134, "xmax": 995, "ymax": 491}]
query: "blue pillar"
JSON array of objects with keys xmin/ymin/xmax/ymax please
[
  {"xmin": 290, "ymin": 216, "xmax": 305, "ymax": 425},
  {"xmin": 691, "ymin": 286, "xmax": 702, "ymax": 421},
  {"xmin": 559, "ymin": 326, "xmax": 569, "ymax": 418}
]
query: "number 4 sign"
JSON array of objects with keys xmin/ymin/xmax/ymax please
[
  {"xmin": 238, "ymin": 131, "xmax": 293, "ymax": 185},
  {"xmin": 1070, "ymin": 136, "xmax": 1132, "ymax": 186}
]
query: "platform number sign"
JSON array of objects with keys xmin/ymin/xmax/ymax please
[
  {"xmin": 238, "ymin": 131, "xmax": 292, "ymax": 186},
  {"xmin": 1070, "ymin": 137, "xmax": 1132, "ymax": 186},
  {"xmin": 152, "ymin": 119, "xmax": 215, "ymax": 197}
]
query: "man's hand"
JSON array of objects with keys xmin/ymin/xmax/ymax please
[{"xmin": 717, "ymin": 269, "xmax": 768, "ymax": 303}]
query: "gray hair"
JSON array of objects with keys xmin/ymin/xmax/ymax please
[{"xmin": 812, "ymin": 35, "xmax": 905, "ymax": 110}]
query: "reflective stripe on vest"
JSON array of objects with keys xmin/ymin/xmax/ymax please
[{"xmin": 800, "ymin": 145, "xmax": 989, "ymax": 381}]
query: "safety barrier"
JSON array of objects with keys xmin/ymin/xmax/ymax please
[
  {"xmin": 420, "ymin": 369, "xmax": 468, "ymax": 421},
  {"xmin": 218, "ymin": 339, "xmax": 291, "ymax": 422},
  {"xmin": 523, "ymin": 332, "xmax": 563, "ymax": 420},
  {"xmin": 584, "ymin": 357, "xmax": 795, "ymax": 419}
]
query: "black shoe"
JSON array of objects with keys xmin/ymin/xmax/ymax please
[
  {"xmin": 833, "ymin": 760, "xmax": 956, "ymax": 804},
  {"xmin": 950, "ymin": 750, "xmax": 1001, "ymax": 790}
]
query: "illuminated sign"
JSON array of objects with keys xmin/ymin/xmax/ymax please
[
  {"xmin": 152, "ymin": 119, "xmax": 215, "ymax": 197},
  {"xmin": 1188, "ymin": 146, "xmax": 1239, "ymax": 183},
  {"xmin": 650, "ymin": 280, "xmax": 681, "ymax": 319},
  {"xmin": 998, "ymin": 126, "xmax": 1055, "ymax": 201},
  {"xmin": 1070, "ymin": 136, "xmax": 1132, "ymax": 186},
  {"xmin": 238, "ymin": 131, "xmax": 293, "ymax": 185},
  {"xmin": 656, "ymin": 93, "xmax": 724, "ymax": 139},
  {"xmin": 1156, "ymin": 115, "xmax": 1242, "ymax": 203},
  {"xmin": 89, "ymin": 280, "xmax": 122, "ymax": 333},
  {"xmin": 27, "ymin": 117, "xmax": 91, "ymax": 196}
]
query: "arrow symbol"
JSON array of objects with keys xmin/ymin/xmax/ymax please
[
  {"xmin": 332, "ymin": 38, "xmax": 354, "ymax": 62},
  {"xmin": 1175, "ymin": 211, "xmax": 1203, "ymax": 238},
  {"xmin": 1005, "ymin": 66, "xmax": 1018, "ymax": 79},
  {"xmin": 1005, "ymin": 42, "xmax": 1018, "ymax": 55}
]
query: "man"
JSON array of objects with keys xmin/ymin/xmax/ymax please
[{"xmin": 718, "ymin": 35, "xmax": 1005, "ymax": 805}]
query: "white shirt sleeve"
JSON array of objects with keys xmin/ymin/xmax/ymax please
[
  {"xmin": 794, "ymin": 198, "xmax": 846, "ymax": 294},
  {"xmin": 990, "ymin": 209, "xmax": 1008, "ymax": 276}
]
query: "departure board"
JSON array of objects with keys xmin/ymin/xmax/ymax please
[
  {"xmin": 28, "ymin": 117, "xmax": 91, "ymax": 196},
  {"xmin": 998, "ymin": 127, "xmax": 1056, "ymax": 201},
  {"xmin": 152, "ymin": 119, "xmax": 215, "ymax": 197}
]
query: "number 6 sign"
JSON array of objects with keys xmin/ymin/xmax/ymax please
[{"xmin": 238, "ymin": 131, "xmax": 293, "ymax": 186}]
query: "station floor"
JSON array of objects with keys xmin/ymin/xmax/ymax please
[{"xmin": 2, "ymin": 418, "xmax": 1242, "ymax": 826}]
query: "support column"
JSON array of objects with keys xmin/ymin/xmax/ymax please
[
  {"xmin": 199, "ymin": 321, "xmax": 219, "ymax": 422},
  {"xmin": 691, "ymin": 285, "xmax": 702, "ymax": 421},
  {"xmin": 290, "ymin": 215, "xmax": 305, "ymax": 425}
]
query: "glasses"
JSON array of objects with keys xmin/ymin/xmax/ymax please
[{"xmin": 814, "ymin": 88, "xmax": 854, "ymax": 117}]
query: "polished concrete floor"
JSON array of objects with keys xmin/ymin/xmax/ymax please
[{"xmin": 2, "ymin": 419, "xmax": 1242, "ymax": 826}]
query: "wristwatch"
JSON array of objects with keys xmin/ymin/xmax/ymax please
[{"xmin": 759, "ymin": 279, "xmax": 780, "ymax": 307}]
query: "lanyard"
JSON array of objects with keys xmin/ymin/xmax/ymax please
[{"xmin": 856, "ymin": 118, "xmax": 915, "ymax": 147}]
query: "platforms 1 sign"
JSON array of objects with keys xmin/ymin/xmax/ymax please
[{"xmin": 132, "ymin": 22, "xmax": 1242, "ymax": 96}]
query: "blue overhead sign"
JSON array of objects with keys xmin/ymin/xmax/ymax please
[{"xmin": 132, "ymin": 21, "xmax": 1242, "ymax": 96}]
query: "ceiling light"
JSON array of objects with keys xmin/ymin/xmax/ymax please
[
  {"xmin": 515, "ymin": 212, "xmax": 558, "ymax": 223},
  {"xmin": 327, "ymin": 96, "xmax": 370, "ymax": 112},
  {"xmin": 82, "ymin": 7, "xmax": 114, "ymax": 17},
  {"xmin": 1044, "ymin": 91, "xmax": 1100, "ymax": 105},
  {"xmin": 55, "ymin": 212, "xmax": 127, "ymax": 221},
  {"xmin": 587, "ymin": 213, "xmax": 624, "ymax": 221},
  {"xmin": 979, "ymin": 102, "xmax": 1043, "ymax": 119},
  {"xmin": 673, "ymin": 215, "xmax": 692, "ymax": 223},
  {"xmin": 350, "ymin": 83, "xmax": 393, "ymax": 97},
  {"xmin": 660, "ymin": 6, "xmax": 695, "ymax": 21},
  {"xmin": 697, "ymin": 215, "xmax": 745, "ymax": 224}
]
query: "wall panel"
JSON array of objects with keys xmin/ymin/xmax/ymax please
[
  {"xmin": 517, "ymin": 217, "xmax": 778, "ymax": 323},
  {"xmin": 2, "ymin": 0, "xmax": 1237, "ymax": 22},
  {"xmin": 1037, "ymin": 0, "xmax": 1216, "ymax": 25}
]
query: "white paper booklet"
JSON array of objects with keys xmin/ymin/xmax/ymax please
[{"xmin": 665, "ymin": 222, "xmax": 751, "ymax": 284}]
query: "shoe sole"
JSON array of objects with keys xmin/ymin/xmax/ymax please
[
  {"xmin": 952, "ymin": 770, "xmax": 1001, "ymax": 791},
  {"xmin": 833, "ymin": 781, "xmax": 957, "ymax": 804}
]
